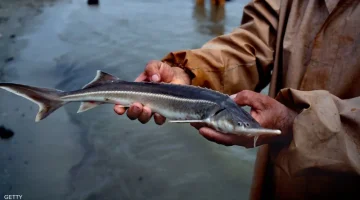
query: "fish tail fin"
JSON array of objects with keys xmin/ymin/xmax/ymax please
[{"xmin": 0, "ymin": 83, "xmax": 66, "ymax": 122}]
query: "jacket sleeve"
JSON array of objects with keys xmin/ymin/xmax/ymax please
[
  {"xmin": 161, "ymin": 0, "xmax": 280, "ymax": 95},
  {"xmin": 275, "ymin": 89, "xmax": 360, "ymax": 175}
]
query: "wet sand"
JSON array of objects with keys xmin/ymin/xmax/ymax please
[{"xmin": 0, "ymin": 0, "xmax": 259, "ymax": 199}]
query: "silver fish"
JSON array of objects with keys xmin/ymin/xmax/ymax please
[{"xmin": 0, "ymin": 70, "xmax": 281, "ymax": 146}]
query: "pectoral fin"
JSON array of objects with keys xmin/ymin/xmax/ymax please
[{"xmin": 77, "ymin": 102, "xmax": 104, "ymax": 113}]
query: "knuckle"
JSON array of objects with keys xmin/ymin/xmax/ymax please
[
  {"xmin": 146, "ymin": 60, "xmax": 158, "ymax": 66},
  {"xmin": 159, "ymin": 61, "xmax": 170, "ymax": 70},
  {"xmin": 236, "ymin": 90, "xmax": 250, "ymax": 101},
  {"xmin": 241, "ymin": 90, "xmax": 253, "ymax": 98},
  {"xmin": 146, "ymin": 61, "xmax": 160, "ymax": 70}
]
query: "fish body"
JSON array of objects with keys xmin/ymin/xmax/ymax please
[{"xmin": 0, "ymin": 70, "xmax": 281, "ymax": 145}]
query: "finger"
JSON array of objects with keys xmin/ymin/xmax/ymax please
[
  {"xmin": 158, "ymin": 62, "xmax": 175, "ymax": 83},
  {"xmin": 145, "ymin": 60, "xmax": 174, "ymax": 83},
  {"xmin": 145, "ymin": 60, "xmax": 162, "ymax": 82},
  {"xmin": 154, "ymin": 113, "xmax": 166, "ymax": 125},
  {"xmin": 126, "ymin": 103, "xmax": 143, "ymax": 120},
  {"xmin": 198, "ymin": 127, "xmax": 234, "ymax": 146},
  {"xmin": 200, "ymin": 127, "xmax": 262, "ymax": 148},
  {"xmin": 134, "ymin": 72, "xmax": 148, "ymax": 82},
  {"xmin": 138, "ymin": 106, "xmax": 152, "ymax": 124},
  {"xmin": 232, "ymin": 90, "xmax": 265, "ymax": 110},
  {"xmin": 114, "ymin": 105, "xmax": 127, "ymax": 115},
  {"xmin": 190, "ymin": 122, "xmax": 208, "ymax": 130},
  {"xmin": 250, "ymin": 109, "xmax": 262, "ymax": 124}
]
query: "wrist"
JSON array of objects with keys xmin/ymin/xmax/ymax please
[{"xmin": 278, "ymin": 107, "xmax": 297, "ymax": 138}]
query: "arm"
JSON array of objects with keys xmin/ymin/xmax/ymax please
[
  {"xmin": 275, "ymin": 89, "xmax": 360, "ymax": 175},
  {"xmin": 114, "ymin": 0, "xmax": 281, "ymax": 124},
  {"xmin": 162, "ymin": 0, "xmax": 280, "ymax": 94}
]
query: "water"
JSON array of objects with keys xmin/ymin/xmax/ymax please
[{"xmin": 0, "ymin": 0, "xmax": 258, "ymax": 199}]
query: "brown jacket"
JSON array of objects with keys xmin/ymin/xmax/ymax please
[{"xmin": 161, "ymin": 0, "xmax": 360, "ymax": 199}]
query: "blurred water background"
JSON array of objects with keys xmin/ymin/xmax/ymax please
[{"xmin": 0, "ymin": 0, "xmax": 263, "ymax": 199}]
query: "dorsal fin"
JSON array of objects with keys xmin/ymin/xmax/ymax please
[{"xmin": 82, "ymin": 70, "xmax": 120, "ymax": 89}]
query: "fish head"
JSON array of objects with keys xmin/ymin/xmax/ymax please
[
  {"xmin": 207, "ymin": 98, "xmax": 280, "ymax": 136},
  {"xmin": 204, "ymin": 99, "xmax": 281, "ymax": 148},
  {"xmin": 207, "ymin": 105, "xmax": 261, "ymax": 134},
  {"xmin": 206, "ymin": 111, "xmax": 236, "ymax": 133}
]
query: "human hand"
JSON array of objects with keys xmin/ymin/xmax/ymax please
[
  {"xmin": 191, "ymin": 90, "xmax": 298, "ymax": 148},
  {"xmin": 113, "ymin": 60, "xmax": 191, "ymax": 124}
]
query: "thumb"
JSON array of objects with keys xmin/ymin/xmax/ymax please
[
  {"xmin": 145, "ymin": 60, "xmax": 174, "ymax": 83},
  {"xmin": 231, "ymin": 90, "xmax": 265, "ymax": 110}
]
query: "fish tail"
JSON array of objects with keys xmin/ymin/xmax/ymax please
[{"xmin": 0, "ymin": 83, "xmax": 67, "ymax": 122}]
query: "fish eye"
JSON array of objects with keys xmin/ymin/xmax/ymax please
[
  {"xmin": 245, "ymin": 123, "xmax": 250, "ymax": 127},
  {"xmin": 237, "ymin": 122, "xmax": 243, "ymax": 126}
]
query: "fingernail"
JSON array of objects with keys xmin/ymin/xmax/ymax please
[
  {"xmin": 230, "ymin": 94, "xmax": 237, "ymax": 99},
  {"xmin": 151, "ymin": 74, "xmax": 160, "ymax": 82}
]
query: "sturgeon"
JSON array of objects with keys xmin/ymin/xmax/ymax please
[{"xmin": 0, "ymin": 70, "xmax": 281, "ymax": 146}]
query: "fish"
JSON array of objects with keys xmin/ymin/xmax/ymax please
[{"xmin": 0, "ymin": 70, "xmax": 281, "ymax": 147}]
